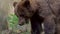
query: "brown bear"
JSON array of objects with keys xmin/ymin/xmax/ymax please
[
  {"xmin": 13, "ymin": 0, "xmax": 60, "ymax": 34},
  {"xmin": 13, "ymin": 1, "xmax": 44, "ymax": 34}
]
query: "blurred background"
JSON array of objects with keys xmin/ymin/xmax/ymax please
[{"xmin": 0, "ymin": 0, "xmax": 31, "ymax": 34}]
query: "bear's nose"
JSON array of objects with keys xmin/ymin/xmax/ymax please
[
  {"xmin": 18, "ymin": 20, "xmax": 25, "ymax": 26},
  {"xmin": 19, "ymin": 23, "xmax": 24, "ymax": 26}
]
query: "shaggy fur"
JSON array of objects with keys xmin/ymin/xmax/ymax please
[{"xmin": 13, "ymin": 0, "xmax": 60, "ymax": 34}]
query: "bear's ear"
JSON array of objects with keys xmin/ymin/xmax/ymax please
[{"xmin": 13, "ymin": 2, "xmax": 17, "ymax": 7}]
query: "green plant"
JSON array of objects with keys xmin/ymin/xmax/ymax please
[
  {"xmin": 8, "ymin": 14, "xmax": 18, "ymax": 29},
  {"xmin": 7, "ymin": 14, "xmax": 30, "ymax": 34}
]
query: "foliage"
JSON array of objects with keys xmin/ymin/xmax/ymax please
[
  {"xmin": 7, "ymin": 14, "xmax": 30, "ymax": 34},
  {"xmin": 8, "ymin": 14, "xmax": 18, "ymax": 29}
]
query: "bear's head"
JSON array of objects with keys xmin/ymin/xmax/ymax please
[{"xmin": 13, "ymin": 0, "xmax": 34, "ymax": 26}]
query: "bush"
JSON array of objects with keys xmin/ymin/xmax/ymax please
[
  {"xmin": 7, "ymin": 14, "xmax": 30, "ymax": 34},
  {"xmin": 8, "ymin": 14, "xmax": 18, "ymax": 29}
]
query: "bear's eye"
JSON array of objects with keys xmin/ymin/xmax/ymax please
[
  {"xmin": 20, "ymin": 14, "xmax": 24, "ymax": 17},
  {"xmin": 20, "ymin": 12, "xmax": 25, "ymax": 17},
  {"xmin": 20, "ymin": 14, "xmax": 29, "ymax": 18}
]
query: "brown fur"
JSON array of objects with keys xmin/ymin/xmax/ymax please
[{"xmin": 13, "ymin": 0, "xmax": 60, "ymax": 34}]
